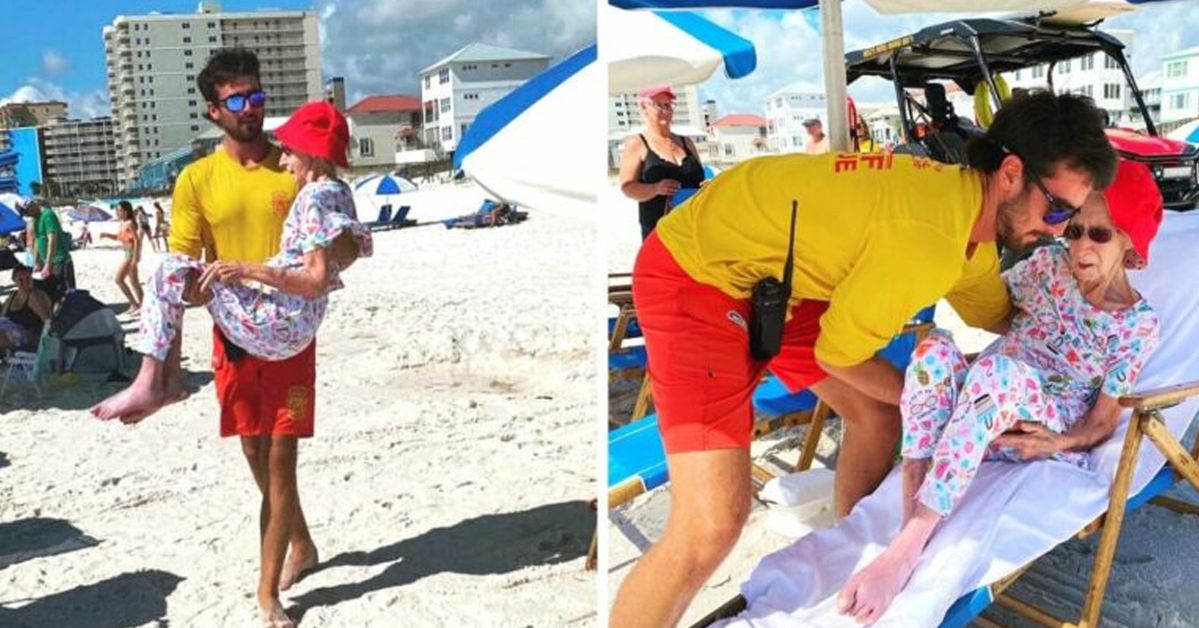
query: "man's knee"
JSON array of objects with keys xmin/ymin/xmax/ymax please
[
  {"xmin": 241, "ymin": 436, "xmax": 267, "ymax": 462},
  {"xmin": 666, "ymin": 500, "xmax": 749, "ymax": 571}
]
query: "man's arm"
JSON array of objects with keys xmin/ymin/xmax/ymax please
[{"xmin": 168, "ymin": 169, "xmax": 205, "ymax": 259}]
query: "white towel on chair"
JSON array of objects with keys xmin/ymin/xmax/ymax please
[{"xmin": 718, "ymin": 211, "xmax": 1199, "ymax": 627}]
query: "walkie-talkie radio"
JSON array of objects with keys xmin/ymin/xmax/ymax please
[{"xmin": 749, "ymin": 200, "xmax": 798, "ymax": 361}]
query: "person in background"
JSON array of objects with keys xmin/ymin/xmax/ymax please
[
  {"xmin": 23, "ymin": 201, "xmax": 75, "ymax": 304},
  {"xmin": 153, "ymin": 201, "xmax": 169, "ymax": 251},
  {"xmin": 99, "ymin": 201, "xmax": 144, "ymax": 317},
  {"xmin": 803, "ymin": 118, "xmax": 831, "ymax": 155},
  {"xmin": 136, "ymin": 205, "xmax": 158, "ymax": 253},
  {"xmin": 618, "ymin": 85, "xmax": 705, "ymax": 241},
  {"xmin": 0, "ymin": 265, "xmax": 53, "ymax": 352}
]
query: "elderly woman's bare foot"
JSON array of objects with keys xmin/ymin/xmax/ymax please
[
  {"xmin": 280, "ymin": 542, "xmax": 319, "ymax": 591},
  {"xmin": 90, "ymin": 384, "xmax": 166, "ymax": 422},
  {"xmin": 837, "ymin": 540, "xmax": 922, "ymax": 624}
]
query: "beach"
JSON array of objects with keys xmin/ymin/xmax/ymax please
[
  {"xmin": 604, "ymin": 181, "xmax": 1199, "ymax": 626},
  {"xmin": 0, "ymin": 182, "xmax": 597, "ymax": 627}
]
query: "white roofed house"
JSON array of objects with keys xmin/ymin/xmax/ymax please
[{"xmin": 418, "ymin": 42, "xmax": 550, "ymax": 158}]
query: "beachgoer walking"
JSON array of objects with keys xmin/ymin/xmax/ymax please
[
  {"xmin": 99, "ymin": 201, "xmax": 145, "ymax": 317},
  {"xmin": 129, "ymin": 48, "xmax": 319, "ymax": 628}
]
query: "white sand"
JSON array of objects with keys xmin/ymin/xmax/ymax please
[
  {"xmin": 0, "ymin": 183, "xmax": 597, "ymax": 627},
  {"xmin": 604, "ymin": 182, "xmax": 1199, "ymax": 626}
]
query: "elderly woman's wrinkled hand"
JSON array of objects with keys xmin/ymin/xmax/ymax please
[
  {"xmin": 197, "ymin": 261, "xmax": 244, "ymax": 297},
  {"xmin": 994, "ymin": 421, "xmax": 1066, "ymax": 461}
]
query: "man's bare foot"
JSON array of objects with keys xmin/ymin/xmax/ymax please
[
  {"xmin": 901, "ymin": 458, "xmax": 930, "ymax": 527},
  {"xmin": 258, "ymin": 597, "xmax": 295, "ymax": 628},
  {"xmin": 90, "ymin": 384, "xmax": 167, "ymax": 422},
  {"xmin": 280, "ymin": 543, "xmax": 319, "ymax": 591},
  {"xmin": 836, "ymin": 542, "xmax": 922, "ymax": 624},
  {"xmin": 164, "ymin": 376, "xmax": 192, "ymax": 403}
]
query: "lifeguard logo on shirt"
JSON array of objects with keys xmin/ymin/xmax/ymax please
[
  {"xmin": 285, "ymin": 386, "xmax": 311, "ymax": 421},
  {"xmin": 271, "ymin": 190, "xmax": 292, "ymax": 217},
  {"xmin": 726, "ymin": 310, "xmax": 748, "ymax": 331}
]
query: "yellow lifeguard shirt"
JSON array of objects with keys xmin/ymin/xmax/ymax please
[
  {"xmin": 656, "ymin": 152, "xmax": 1011, "ymax": 368},
  {"xmin": 169, "ymin": 145, "xmax": 298, "ymax": 264}
]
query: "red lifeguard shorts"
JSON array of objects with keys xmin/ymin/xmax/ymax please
[
  {"xmin": 632, "ymin": 232, "xmax": 829, "ymax": 454},
  {"xmin": 213, "ymin": 326, "xmax": 316, "ymax": 438}
]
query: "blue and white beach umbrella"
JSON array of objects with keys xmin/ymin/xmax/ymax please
[
  {"xmin": 455, "ymin": 45, "xmax": 600, "ymax": 214},
  {"xmin": 604, "ymin": 4, "xmax": 757, "ymax": 93},
  {"xmin": 354, "ymin": 173, "xmax": 418, "ymax": 196}
]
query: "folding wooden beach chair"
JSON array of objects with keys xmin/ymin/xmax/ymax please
[{"xmin": 690, "ymin": 383, "xmax": 1199, "ymax": 628}]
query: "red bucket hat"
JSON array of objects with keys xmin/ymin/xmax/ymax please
[
  {"xmin": 1104, "ymin": 160, "xmax": 1163, "ymax": 269},
  {"xmin": 275, "ymin": 101, "xmax": 350, "ymax": 168}
]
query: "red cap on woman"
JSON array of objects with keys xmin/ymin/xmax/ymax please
[
  {"xmin": 1104, "ymin": 160, "xmax": 1163, "ymax": 269},
  {"xmin": 275, "ymin": 101, "xmax": 350, "ymax": 168}
]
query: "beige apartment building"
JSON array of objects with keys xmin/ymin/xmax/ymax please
[
  {"xmin": 41, "ymin": 117, "xmax": 121, "ymax": 197},
  {"xmin": 104, "ymin": 0, "xmax": 321, "ymax": 186}
]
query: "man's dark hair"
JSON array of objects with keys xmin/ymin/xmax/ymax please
[
  {"xmin": 197, "ymin": 48, "xmax": 260, "ymax": 104},
  {"xmin": 966, "ymin": 90, "xmax": 1117, "ymax": 188}
]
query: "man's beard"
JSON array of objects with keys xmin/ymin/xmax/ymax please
[
  {"xmin": 222, "ymin": 116, "xmax": 263, "ymax": 143},
  {"xmin": 995, "ymin": 185, "xmax": 1034, "ymax": 253}
]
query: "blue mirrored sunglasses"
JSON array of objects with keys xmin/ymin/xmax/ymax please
[
  {"xmin": 1000, "ymin": 144, "xmax": 1080, "ymax": 226},
  {"xmin": 221, "ymin": 90, "xmax": 267, "ymax": 113}
]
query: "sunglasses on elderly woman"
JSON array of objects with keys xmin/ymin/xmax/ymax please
[
  {"xmin": 220, "ymin": 90, "xmax": 267, "ymax": 113},
  {"xmin": 1063, "ymin": 223, "xmax": 1113, "ymax": 244},
  {"xmin": 1001, "ymin": 145, "xmax": 1080, "ymax": 226}
]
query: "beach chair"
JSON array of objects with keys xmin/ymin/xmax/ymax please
[
  {"xmin": 1, "ymin": 321, "xmax": 49, "ymax": 397},
  {"xmin": 689, "ymin": 215, "xmax": 1199, "ymax": 628},
  {"xmin": 368, "ymin": 204, "xmax": 393, "ymax": 230},
  {"xmin": 389, "ymin": 205, "xmax": 413, "ymax": 228}
]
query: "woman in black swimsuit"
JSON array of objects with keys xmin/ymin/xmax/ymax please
[
  {"xmin": 0, "ymin": 265, "xmax": 53, "ymax": 351},
  {"xmin": 618, "ymin": 86, "xmax": 705, "ymax": 240}
]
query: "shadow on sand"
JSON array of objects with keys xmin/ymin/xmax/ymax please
[
  {"xmin": 0, "ymin": 451, "xmax": 9, "ymax": 470},
  {"xmin": 290, "ymin": 499, "xmax": 594, "ymax": 620},
  {"xmin": 0, "ymin": 569, "xmax": 183, "ymax": 628},
  {"xmin": 0, "ymin": 367, "xmax": 213, "ymax": 414},
  {"xmin": 0, "ymin": 518, "xmax": 101, "ymax": 571}
]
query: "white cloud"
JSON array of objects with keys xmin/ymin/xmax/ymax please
[
  {"xmin": 1, "ymin": 78, "xmax": 110, "ymax": 120},
  {"xmin": 41, "ymin": 49, "xmax": 70, "ymax": 76},
  {"xmin": 314, "ymin": 0, "xmax": 595, "ymax": 104},
  {"xmin": 698, "ymin": 0, "xmax": 1199, "ymax": 115}
]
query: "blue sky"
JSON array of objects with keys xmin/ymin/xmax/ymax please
[
  {"xmin": 698, "ymin": 0, "xmax": 1199, "ymax": 114},
  {"xmin": 0, "ymin": 0, "xmax": 596, "ymax": 118}
]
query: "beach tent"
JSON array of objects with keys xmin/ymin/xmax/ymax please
[
  {"xmin": 46, "ymin": 290, "xmax": 127, "ymax": 375},
  {"xmin": 604, "ymin": 4, "xmax": 757, "ymax": 93},
  {"xmin": 0, "ymin": 200, "xmax": 24, "ymax": 235},
  {"xmin": 610, "ymin": 0, "xmax": 1184, "ymax": 150},
  {"xmin": 454, "ymin": 45, "xmax": 600, "ymax": 214}
]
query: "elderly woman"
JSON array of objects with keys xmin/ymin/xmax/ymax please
[
  {"xmin": 0, "ymin": 265, "xmax": 53, "ymax": 351},
  {"xmin": 618, "ymin": 85, "xmax": 705, "ymax": 240},
  {"xmin": 837, "ymin": 160, "xmax": 1163, "ymax": 623}
]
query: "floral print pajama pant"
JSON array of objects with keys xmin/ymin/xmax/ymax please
[
  {"xmin": 900, "ymin": 331, "xmax": 1086, "ymax": 517},
  {"xmin": 136, "ymin": 254, "xmax": 325, "ymax": 363}
]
